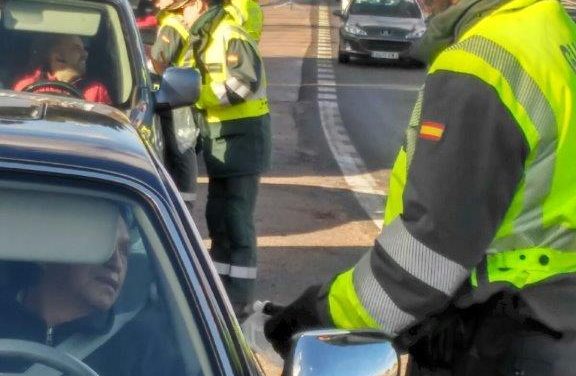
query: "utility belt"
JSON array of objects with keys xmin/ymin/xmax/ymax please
[
  {"xmin": 397, "ymin": 292, "xmax": 562, "ymax": 374},
  {"xmin": 471, "ymin": 248, "xmax": 576, "ymax": 289}
]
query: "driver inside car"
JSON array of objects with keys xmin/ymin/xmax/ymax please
[
  {"xmin": 12, "ymin": 34, "xmax": 112, "ymax": 104},
  {"xmin": 0, "ymin": 215, "xmax": 185, "ymax": 376}
]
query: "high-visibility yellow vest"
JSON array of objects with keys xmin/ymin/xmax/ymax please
[
  {"xmin": 157, "ymin": 11, "xmax": 191, "ymax": 66},
  {"xmin": 385, "ymin": 0, "xmax": 576, "ymax": 292},
  {"xmin": 229, "ymin": 0, "xmax": 264, "ymax": 42},
  {"xmin": 194, "ymin": 13, "xmax": 269, "ymax": 123}
]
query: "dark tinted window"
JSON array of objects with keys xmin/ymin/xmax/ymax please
[{"xmin": 349, "ymin": 0, "xmax": 421, "ymax": 18}]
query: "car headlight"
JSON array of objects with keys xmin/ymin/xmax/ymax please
[
  {"xmin": 344, "ymin": 23, "xmax": 367, "ymax": 36},
  {"xmin": 406, "ymin": 28, "xmax": 425, "ymax": 39}
]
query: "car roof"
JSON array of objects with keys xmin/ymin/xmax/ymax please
[{"xmin": 0, "ymin": 90, "xmax": 166, "ymax": 193}]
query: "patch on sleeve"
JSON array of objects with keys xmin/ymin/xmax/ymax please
[
  {"xmin": 227, "ymin": 53, "xmax": 240, "ymax": 66},
  {"xmin": 419, "ymin": 121, "xmax": 445, "ymax": 141}
]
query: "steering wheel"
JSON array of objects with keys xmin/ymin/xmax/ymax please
[
  {"xmin": 0, "ymin": 339, "xmax": 100, "ymax": 376},
  {"xmin": 22, "ymin": 80, "xmax": 84, "ymax": 99}
]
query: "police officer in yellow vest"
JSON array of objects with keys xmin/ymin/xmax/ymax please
[
  {"xmin": 149, "ymin": 0, "xmax": 262, "ymax": 76},
  {"xmin": 148, "ymin": 0, "xmax": 201, "ymax": 210},
  {"xmin": 265, "ymin": 0, "xmax": 576, "ymax": 374},
  {"xmin": 149, "ymin": 0, "xmax": 193, "ymax": 75},
  {"xmin": 185, "ymin": 0, "xmax": 271, "ymax": 319}
]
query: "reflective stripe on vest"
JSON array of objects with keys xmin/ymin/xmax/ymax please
[
  {"xmin": 428, "ymin": 0, "xmax": 576, "ymax": 291},
  {"xmin": 328, "ymin": 267, "xmax": 381, "ymax": 330},
  {"xmin": 197, "ymin": 17, "xmax": 269, "ymax": 123}
]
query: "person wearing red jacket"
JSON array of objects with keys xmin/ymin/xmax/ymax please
[{"xmin": 13, "ymin": 35, "xmax": 111, "ymax": 105}]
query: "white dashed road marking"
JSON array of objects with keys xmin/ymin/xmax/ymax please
[{"xmin": 315, "ymin": 3, "xmax": 385, "ymax": 228}]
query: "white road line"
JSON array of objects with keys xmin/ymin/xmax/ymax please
[
  {"xmin": 316, "ymin": 4, "xmax": 384, "ymax": 228},
  {"xmin": 319, "ymin": 93, "xmax": 338, "ymax": 100}
]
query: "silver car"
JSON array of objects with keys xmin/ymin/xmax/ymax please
[{"xmin": 336, "ymin": 0, "xmax": 427, "ymax": 64}]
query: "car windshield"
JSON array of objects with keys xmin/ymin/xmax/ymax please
[
  {"xmin": 0, "ymin": 176, "xmax": 213, "ymax": 376},
  {"xmin": 349, "ymin": 0, "xmax": 421, "ymax": 18},
  {"xmin": 0, "ymin": 0, "xmax": 134, "ymax": 107}
]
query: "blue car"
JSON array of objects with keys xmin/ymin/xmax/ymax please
[
  {"xmin": 0, "ymin": 89, "xmax": 400, "ymax": 376},
  {"xmin": 0, "ymin": 0, "xmax": 199, "ymax": 205}
]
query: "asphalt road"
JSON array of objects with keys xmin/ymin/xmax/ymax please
[
  {"xmin": 333, "ymin": 62, "xmax": 425, "ymax": 170},
  {"xmin": 194, "ymin": 0, "xmax": 425, "ymax": 313},
  {"xmin": 329, "ymin": 5, "xmax": 426, "ymax": 175}
]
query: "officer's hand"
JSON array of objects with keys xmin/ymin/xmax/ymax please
[{"xmin": 264, "ymin": 285, "xmax": 325, "ymax": 359}]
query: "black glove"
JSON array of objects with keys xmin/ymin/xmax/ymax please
[{"xmin": 264, "ymin": 285, "xmax": 327, "ymax": 359}]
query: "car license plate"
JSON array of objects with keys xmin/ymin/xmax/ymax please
[{"xmin": 372, "ymin": 51, "xmax": 399, "ymax": 59}]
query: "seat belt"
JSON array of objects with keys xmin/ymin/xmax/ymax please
[{"xmin": 22, "ymin": 305, "xmax": 144, "ymax": 376}]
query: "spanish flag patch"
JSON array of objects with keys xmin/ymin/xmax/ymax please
[{"xmin": 419, "ymin": 121, "xmax": 445, "ymax": 141}]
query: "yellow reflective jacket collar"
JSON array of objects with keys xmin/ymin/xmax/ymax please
[
  {"xmin": 224, "ymin": 3, "xmax": 246, "ymax": 25},
  {"xmin": 411, "ymin": 0, "xmax": 542, "ymax": 63}
]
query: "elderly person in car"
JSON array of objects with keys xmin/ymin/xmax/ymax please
[
  {"xmin": 12, "ymin": 34, "xmax": 112, "ymax": 104},
  {"xmin": 0, "ymin": 215, "xmax": 185, "ymax": 376}
]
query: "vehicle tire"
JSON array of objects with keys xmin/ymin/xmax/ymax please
[
  {"xmin": 338, "ymin": 52, "xmax": 350, "ymax": 64},
  {"xmin": 406, "ymin": 59, "xmax": 426, "ymax": 69}
]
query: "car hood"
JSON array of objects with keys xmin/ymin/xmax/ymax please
[
  {"xmin": 347, "ymin": 15, "xmax": 424, "ymax": 31},
  {"xmin": 0, "ymin": 90, "xmax": 163, "ymax": 185},
  {"xmin": 0, "ymin": 90, "xmax": 130, "ymax": 126}
]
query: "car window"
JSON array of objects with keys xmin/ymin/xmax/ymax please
[
  {"xmin": 349, "ymin": 0, "xmax": 421, "ymax": 18},
  {"xmin": 0, "ymin": 176, "xmax": 213, "ymax": 376},
  {"xmin": 0, "ymin": 0, "xmax": 134, "ymax": 106}
]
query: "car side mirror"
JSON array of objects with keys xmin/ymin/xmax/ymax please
[
  {"xmin": 285, "ymin": 329, "xmax": 401, "ymax": 376},
  {"xmin": 333, "ymin": 9, "xmax": 344, "ymax": 18},
  {"xmin": 154, "ymin": 67, "xmax": 200, "ymax": 110}
]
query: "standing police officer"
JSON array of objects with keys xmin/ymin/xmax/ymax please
[
  {"xmin": 185, "ymin": 0, "xmax": 271, "ymax": 319},
  {"xmin": 149, "ymin": 0, "xmax": 192, "ymax": 75},
  {"xmin": 149, "ymin": 0, "xmax": 200, "ymax": 209},
  {"xmin": 265, "ymin": 0, "xmax": 576, "ymax": 374}
]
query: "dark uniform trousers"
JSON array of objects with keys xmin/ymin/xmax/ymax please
[
  {"xmin": 206, "ymin": 174, "xmax": 260, "ymax": 306},
  {"xmin": 201, "ymin": 113, "xmax": 271, "ymax": 309}
]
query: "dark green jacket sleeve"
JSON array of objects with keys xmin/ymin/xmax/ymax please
[
  {"xmin": 197, "ymin": 38, "xmax": 263, "ymax": 108},
  {"xmin": 224, "ymin": 38, "xmax": 262, "ymax": 104},
  {"xmin": 326, "ymin": 71, "xmax": 529, "ymax": 337},
  {"xmin": 150, "ymin": 26, "xmax": 184, "ymax": 72}
]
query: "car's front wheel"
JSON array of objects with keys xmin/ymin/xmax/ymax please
[{"xmin": 338, "ymin": 51, "xmax": 350, "ymax": 64}]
